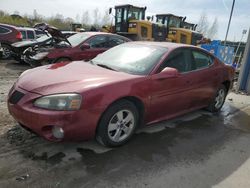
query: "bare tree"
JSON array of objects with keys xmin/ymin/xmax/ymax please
[
  {"xmin": 101, "ymin": 9, "xmax": 111, "ymax": 26},
  {"xmin": 93, "ymin": 8, "xmax": 101, "ymax": 27},
  {"xmin": 81, "ymin": 10, "xmax": 90, "ymax": 26},
  {"xmin": 196, "ymin": 11, "xmax": 209, "ymax": 37},
  {"xmin": 75, "ymin": 13, "xmax": 80, "ymax": 23},
  {"xmin": 207, "ymin": 18, "xmax": 218, "ymax": 39}
]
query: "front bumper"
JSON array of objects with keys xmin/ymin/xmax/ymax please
[{"xmin": 7, "ymin": 87, "xmax": 102, "ymax": 142}]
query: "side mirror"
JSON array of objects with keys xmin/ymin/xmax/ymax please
[
  {"xmin": 80, "ymin": 43, "xmax": 90, "ymax": 50},
  {"xmin": 154, "ymin": 67, "xmax": 179, "ymax": 80},
  {"xmin": 109, "ymin": 8, "xmax": 112, "ymax": 14}
]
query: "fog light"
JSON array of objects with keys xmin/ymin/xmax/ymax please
[{"xmin": 52, "ymin": 126, "xmax": 64, "ymax": 139}]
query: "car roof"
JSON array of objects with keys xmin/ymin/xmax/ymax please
[
  {"xmin": 76, "ymin": 32, "xmax": 131, "ymax": 41},
  {"xmin": 0, "ymin": 23, "xmax": 18, "ymax": 29},
  {"xmin": 126, "ymin": 41, "xmax": 197, "ymax": 50},
  {"xmin": 17, "ymin": 27, "xmax": 35, "ymax": 31}
]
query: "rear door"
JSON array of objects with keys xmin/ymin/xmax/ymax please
[{"xmin": 188, "ymin": 49, "xmax": 219, "ymax": 107}]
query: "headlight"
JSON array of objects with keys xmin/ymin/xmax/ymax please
[
  {"xmin": 31, "ymin": 52, "xmax": 49, "ymax": 60},
  {"xmin": 34, "ymin": 93, "xmax": 82, "ymax": 111}
]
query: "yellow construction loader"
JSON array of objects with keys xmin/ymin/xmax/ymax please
[{"xmin": 103, "ymin": 4, "xmax": 202, "ymax": 45}]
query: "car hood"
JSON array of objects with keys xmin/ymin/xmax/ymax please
[
  {"xmin": 17, "ymin": 61, "xmax": 140, "ymax": 95},
  {"xmin": 34, "ymin": 23, "xmax": 70, "ymax": 45}
]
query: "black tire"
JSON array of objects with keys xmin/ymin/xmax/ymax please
[
  {"xmin": 53, "ymin": 57, "xmax": 71, "ymax": 64},
  {"xmin": 207, "ymin": 85, "xmax": 227, "ymax": 112},
  {"xmin": 96, "ymin": 100, "xmax": 139, "ymax": 147},
  {"xmin": 1, "ymin": 44, "xmax": 12, "ymax": 59}
]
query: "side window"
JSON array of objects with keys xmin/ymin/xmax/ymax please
[
  {"xmin": 88, "ymin": 36, "xmax": 108, "ymax": 48},
  {"xmin": 20, "ymin": 30, "xmax": 27, "ymax": 39},
  {"xmin": 192, "ymin": 50, "xmax": 213, "ymax": 69},
  {"xmin": 27, "ymin": 30, "xmax": 35, "ymax": 39},
  {"xmin": 159, "ymin": 49, "xmax": 192, "ymax": 73},
  {"xmin": 0, "ymin": 26, "xmax": 10, "ymax": 34},
  {"xmin": 108, "ymin": 36, "xmax": 125, "ymax": 47}
]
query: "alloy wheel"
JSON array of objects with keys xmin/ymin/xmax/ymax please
[
  {"xmin": 107, "ymin": 110, "xmax": 135, "ymax": 142},
  {"xmin": 215, "ymin": 88, "xmax": 226, "ymax": 109}
]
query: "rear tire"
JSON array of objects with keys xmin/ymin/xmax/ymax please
[
  {"xmin": 207, "ymin": 85, "xmax": 227, "ymax": 112},
  {"xmin": 96, "ymin": 100, "xmax": 139, "ymax": 147},
  {"xmin": 1, "ymin": 44, "xmax": 12, "ymax": 59}
]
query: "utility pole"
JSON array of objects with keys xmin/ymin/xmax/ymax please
[{"xmin": 224, "ymin": 0, "xmax": 235, "ymax": 45}]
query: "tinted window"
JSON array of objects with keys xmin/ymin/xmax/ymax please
[
  {"xmin": 35, "ymin": 30, "xmax": 45, "ymax": 36},
  {"xmin": 27, "ymin": 30, "xmax": 35, "ymax": 39},
  {"xmin": 92, "ymin": 43, "xmax": 167, "ymax": 75},
  {"xmin": 0, "ymin": 26, "xmax": 10, "ymax": 34},
  {"xmin": 89, "ymin": 36, "xmax": 108, "ymax": 48},
  {"xmin": 108, "ymin": 36, "xmax": 125, "ymax": 47},
  {"xmin": 20, "ymin": 30, "xmax": 26, "ymax": 39},
  {"xmin": 160, "ymin": 49, "xmax": 192, "ymax": 73},
  {"xmin": 192, "ymin": 50, "xmax": 213, "ymax": 69}
]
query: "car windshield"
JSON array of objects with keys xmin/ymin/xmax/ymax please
[
  {"xmin": 36, "ymin": 35, "xmax": 51, "ymax": 42},
  {"xmin": 91, "ymin": 43, "xmax": 168, "ymax": 75},
  {"xmin": 67, "ymin": 33, "xmax": 91, "ymax": 47}
]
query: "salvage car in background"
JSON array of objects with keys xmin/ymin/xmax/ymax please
[
  {"xmin": 11, "ymin": 31, "xmax": 77, "ymax": 63},
  {"xmin": 25, "ymin": 32, "xmax": 131, "ymax": 66},
  {"xmin": 0, "ymin": 24, "xmax": 42, "ymax": 59},
  {"xmin": 7, "ymin": 42, "xmax": 234, "ymax": 147}
]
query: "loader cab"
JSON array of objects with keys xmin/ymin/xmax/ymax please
[
  {"xmin": 114, "ymin": 4, "xmax": 146, "ymax": 33},
  {"xmin": 182, "ymin": 22, "xmax": 197, "ymax": 31},
  {"xmin": 156, "ymin": 14, "xmax": 183, "ymax": 29}
]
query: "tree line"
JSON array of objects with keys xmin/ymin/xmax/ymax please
[{"xmin": 0, "ymin": 9, "xmax": 111, "ymax": 30}]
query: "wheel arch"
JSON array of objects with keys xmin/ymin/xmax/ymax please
[
  {"xmin": 95, "ymin": 96, "xmax": 146, "ymax": 134},
  {"xmin": 222, "ymin": 80, "xmax": 231, "ymax": 92}
]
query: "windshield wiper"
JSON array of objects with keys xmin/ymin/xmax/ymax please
[{"xmin": 96, "ymin": 63, "xmax": 117, "ymax": 71}]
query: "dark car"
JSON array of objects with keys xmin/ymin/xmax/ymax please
[
  {"xmin": 26, "ymin": 32, "xmax": 131, "ymax": 66},
  {"xmin": 0, "ymin": 24, "xmax": 42, "ymax": 59},
  {"xmin": 0, "ymin": 24, "xmax": 22, "ymax": 59},
  {"xmin": 11, "ymin": 31, "xmax": 77, "ymax": 62},
  {"xmin": 8, "ymin": 42, "xmax": 234, "ymax": 147}
]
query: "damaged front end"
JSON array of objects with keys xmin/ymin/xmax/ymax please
[{"xmin": 23, "ymin": 23, "xmax": 72, "ymax": 67}]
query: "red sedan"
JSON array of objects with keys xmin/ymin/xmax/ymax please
[
  {"xmin": 29, "ymin": 32, "xmax": 131, "ymax": 65},
  {"xmin": 8, "ymin": 42, "xmax": 234, "ymax": 147}
]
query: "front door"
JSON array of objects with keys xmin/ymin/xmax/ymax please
[
  {"xmin": 78, "ymin": 35, "xmax": 109, "ymax": 61},
  {"xmin": 147, "ymin": 48, "xmax": 195, "ymax": 123}
]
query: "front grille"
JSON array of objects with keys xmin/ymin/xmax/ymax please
[{"xmin": 9, "ymin": 90, "xmax": 24, "ymax": 104}]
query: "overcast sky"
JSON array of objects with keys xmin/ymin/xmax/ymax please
[{"xmin": 0, "ymin": 0, "xmax": 249, "ymax": 41}]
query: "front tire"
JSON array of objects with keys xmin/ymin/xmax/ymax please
[
  {"xmin": 207, "ymin": 85, "xmax": 227, "ymax": 112},
  {"xmin": 96, "ymin": 100, "xmax": 139, "ymax": 147}
]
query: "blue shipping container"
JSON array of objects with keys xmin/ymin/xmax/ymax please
[{"xmin": 201, "ymin": 40, "xmax": 234, "ymax": 65}]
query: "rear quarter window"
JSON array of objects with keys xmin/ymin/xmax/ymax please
[
  {"xmin": 192, "ymin": 50, "xmax": 213, "ymax": 69},
  {"xmin": 0, "ymin": 26, "xmax": 11, "ymax": 34}
]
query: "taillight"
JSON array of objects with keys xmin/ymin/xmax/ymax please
[{"xmin": 16, "ymin": 31, "xmax": 22, "ymax": 40}]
